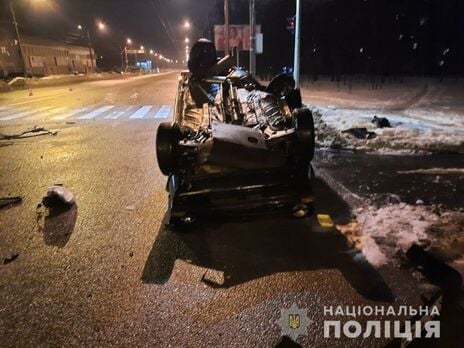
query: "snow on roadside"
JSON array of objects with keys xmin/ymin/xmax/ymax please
[
  {"xmin": 397, "ymin": 168, "xmax": 464, "ymax": 175},
  {"xmin": 310, "ymin": 106, "xmax": 464, "ymax": 154},
  {"xmin": 337, "ymin": 203, "xmax": 464, "ymax": 268}
]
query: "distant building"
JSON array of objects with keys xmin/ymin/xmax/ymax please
[{"xmin": 0, "ymin": 29, "xmax": 96, "ymax": 78}]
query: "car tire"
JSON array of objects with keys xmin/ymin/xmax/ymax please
[
  {"xmin": 294, "ymin": 108, "xmax": 315, "ymax": 162},
  {"xmin": 156, "ymin": 122, "xmax": 177, "ymax": 175}
]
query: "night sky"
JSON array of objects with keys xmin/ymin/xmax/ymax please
[{"xmin": 1, "ymin": 0, "xmax": 463, "ymax": 76}]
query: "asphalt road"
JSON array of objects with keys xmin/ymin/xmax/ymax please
[{"xmin": 0, "ymin": 73, "xmax": 462, "ymax": 347}]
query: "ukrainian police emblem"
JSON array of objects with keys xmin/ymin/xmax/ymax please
[
  {"xmin": 277, "ymin": 303, "xmax": 312, "ymax": 341},
  {"xmin": 289, "ymin": 314, "xmax": 300, "ymax": 329}
]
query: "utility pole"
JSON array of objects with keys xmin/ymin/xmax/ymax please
[
  {"xmin": 224, "ymin": 0, "xmax": 230, "ymax": 55},
  {"xmin": 86, "ymin": 29, "xmax": 95, "ymax": 72},
  {"xmin": 249, "ymin": 0, "xmax": 256, "ymax": 75},
  {"xmin": 124, "ymin": 47, "xmax": 128, "ymax": 72},
  {"xmin": 293, "ymin": 0, "xmax": 302, "ymax": 88},
  {"xmin": 9, "ymin": 1, "xmax": 28, "ymax": 77}
]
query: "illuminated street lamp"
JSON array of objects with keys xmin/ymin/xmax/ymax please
[
  {"xmin": 126, "ymin": 38, "xmax": 132, "ymax": 45},
  {"xmin": 183, "ymin": 19, "xmax": 203, "ymax": 43}
]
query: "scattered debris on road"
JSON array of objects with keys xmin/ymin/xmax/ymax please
[
  {"xmin": 3, "ymin": 254, "xmax": 19, "ymax": 265},
  {"xmin": 371, "ymin": 115, "xmax": 391, "ymax": 128},
  {"xmin": 36, "ymin": 185, "xmax": 77, "ymax": 248},
  {"xmin": 342, "ymin": 127, "xmax": 377, "ymax": 140},
  {"xmin": 0, "ymin": 196, "xmax": 23, "ymax": 209},
  {"xmin": 0, "ymin": 126, "xmax": 57, "ymax": 140},
  {"xmin": 42, "ymin": 185, "xmax": 75, "ymax": 208}
]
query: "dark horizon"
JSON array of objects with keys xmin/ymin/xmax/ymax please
[{"xmin": 1, "ymin": 0, "xmax": 463, "ymax": 76}]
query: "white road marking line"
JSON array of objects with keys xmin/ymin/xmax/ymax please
[
  {"xmin": 104, "ymin": 106, "xmax": 133, "ymax": 119},
  {"xmin": 52, "ymin": 107, "xmax": 91, "ymax": 120},
  {"xmin": 0, "ymin": 106, "xmax": 30, "ymax": 116},
  {"xmin": 154, "ymin": 105, "xmax": 171, "ymax": 119},
  {"xmin": 0, "ymin": 106, "xmax": 54, "ymax": 121},
  {"xmin": 78, "ymin": 105, "xmax": 115, "ymax": 120},
  {"xmin": 0, "ymin": 110, "xmax": 32, "ymax": 121},
  {"xmin": 25, "ymin": 107, "xmax": 66, "ymax": 120},
  {"xmin": 129, "ymin": 105, "xmax": 152, "ymax": 119}
]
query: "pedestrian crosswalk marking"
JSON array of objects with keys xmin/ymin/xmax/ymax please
[
  {"xmin": 26, "ymin": 107, "xmax": 66, "ymax": 120},
  {"xmin": 78, "ymin": 105, "xmax": 115, "ymax": 120},
  {"xmin": 129, "ymin": 105, "xmax": 152, "ymax": 119},
  {"xmin": 0, "ymin": 104, "xmax": 173, "ymax": 122},
  {"xmin": 154, "ymin": 105, "xmax": 171, "ymax": 119},
  {"xmin": 105, "ymin": 106, "xmax": 133, "ymax": 119},
  {"xmin": 0, "ymin": 110, "xmax": 32, "ymax": 121},
  {"xmin": 52, "ymin": 107, "xmax": 91, "ymax": 120},
  {"xmin": 0, "ymin": 106, "xmax": 30, "ymax": 117},
  {"xmin": 0, "ymin": 106, "xmax": 54, "ymax": 121}
]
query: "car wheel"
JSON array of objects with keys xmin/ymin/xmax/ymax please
[
  {"xmin": 294, "ymin": 108, "xmax": 315, "ymax": 162},
  {"xmin": 156, "ymin": 122, "xmax": 177, "ymax": 175}
]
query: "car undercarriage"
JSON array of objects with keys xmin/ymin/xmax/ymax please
[{"xmin": 156, "ymin": 40, "xmax": 316, "ymax": 227}]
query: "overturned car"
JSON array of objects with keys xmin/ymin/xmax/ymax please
[{"xmin": 156, "ymin": 40, "xmax": 316, "ymax": 227}]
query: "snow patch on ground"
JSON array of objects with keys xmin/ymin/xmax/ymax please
[
  {"xmin": 311, "ymin": 106, "xmax": 464, "ymax": 154},
  {"xmin": 337, "ymin": 204, "xmax": 464, "ymax": 267},
  {"xmin": 397, "ymin": 168, "xmax": 464, "ymax": 175}
]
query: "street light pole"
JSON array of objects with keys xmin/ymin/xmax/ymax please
[
  {"xmin": 9, "ymin": 0, "xmax": 29, "ymax": 77},
  {"xmin": 86, "ymin": 29, "xmax": 95, "ymax": 73},
  {"xmin": 249, "ymin": 0, "xmax": 256, "ymax": 75},
  {"xmin": 124, "ymin": 47, "xmax": 128, "ymax": 72},
  {"xmin": 224, "ymin": 0, "xmax": 230, "ymax": 55},
  {"xmin": 293, "ymin": 0, "xmax": 302, "ymax": 88}
]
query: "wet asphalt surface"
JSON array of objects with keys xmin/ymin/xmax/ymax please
[
  {"xmin": 315, "ymin": 150, "xmax": 464, "ymax": 211},
  {"xmin": 0, "ymin": 73, "xmax": 462, "ymax": 347}
]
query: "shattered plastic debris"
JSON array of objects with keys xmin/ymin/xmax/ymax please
[
  {"xmin": 317, "ymin": 214, "xmax": 335, "ymax": 228},
  {"xmin": 0, "ymin": 126, "xmax": 57, "ymax": 140},
  {"xmin": 42, "ymin": 185, "xmax": 75, "ymax": 208},
  {"xmin": 371, "ymin": 115, "xmax": 391, "ymax": 128},
  {"xmin": 341, "ymin": 127, "xmax": 377, "ymax": 140},
  {"xmin": 0, "ymin": 196, "xmax": 23, "ymax": 209},
  {"xmin": 3, "ymin": 254, "xmax": 19, "ymax": 265}
]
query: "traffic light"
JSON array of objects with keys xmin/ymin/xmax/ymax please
[{"xmin": 287, "ymin": 16, "xmax": 295, "ymax": 34}]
